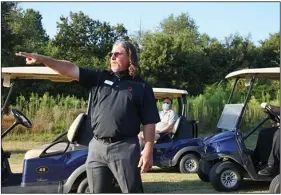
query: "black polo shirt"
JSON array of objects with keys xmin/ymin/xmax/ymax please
[{"xmin": 79, "ymin": 67, "xmax": 160, "ymax": 139}]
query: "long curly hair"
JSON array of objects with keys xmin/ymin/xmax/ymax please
[{"xmin": 107, "ymin": 40, "xmax": 140, "ymax": 77}]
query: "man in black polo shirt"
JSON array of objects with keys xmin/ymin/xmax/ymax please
[{"xmin": 16, "ymin": 40, "xmax": 160, "ymax": 193}]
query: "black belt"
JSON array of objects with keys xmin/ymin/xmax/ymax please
[{"xmin": 94, "ymin": 135, "xmax": 124, "ymax": 144}]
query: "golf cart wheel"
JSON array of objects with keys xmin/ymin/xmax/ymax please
[
  {"xmin": 179, "ymin": 154, "xmax": 199, "ymax": 173},
  {"xmin": 197, "ymin": 167, "xmax": 209, "ymax": 182},
  {"xmin": 269, "ymin": 174, "xmax": 280, "ymax": 193},
  {"xmin": 209, "ymin": 161, "xmax": 242, "ymax": 192},
  {"xmin": 77, "ymin": 178, "xmax": 90, "ymax": 193}
]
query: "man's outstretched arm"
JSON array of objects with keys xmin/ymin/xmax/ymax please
[{"xmin": 16, "ymin": 52, "xmax": 80, "ymax": 81}]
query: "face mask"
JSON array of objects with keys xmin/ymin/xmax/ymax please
[{"xmin": 162, "ymin": 103, "xmax": 170, "ymax": 111}]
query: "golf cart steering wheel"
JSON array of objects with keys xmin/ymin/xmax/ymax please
[
  {"xmin": 11, "ymin": 108, "xmax": 32, "ymax": 128},
  {"xmin": 261, "ymin": 102, "xmax": 280, "ymax": 123}
]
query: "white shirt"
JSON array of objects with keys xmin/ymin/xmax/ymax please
[{"xmin": 159, "ymin": 110, "xmax": 178, "ymax": 125}]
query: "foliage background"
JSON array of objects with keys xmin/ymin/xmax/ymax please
[{"xmin": 1, "ymin": 2, "xmax": 280, "ymax": 139}]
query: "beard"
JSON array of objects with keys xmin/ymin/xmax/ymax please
[{"xmin": 111, "ymin": 64, "xmax": 120, "ymax": 72}]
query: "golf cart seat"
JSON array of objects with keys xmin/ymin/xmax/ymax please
[
  {"xmin": 171, "ymin": 117, "xmax": 181, "ymax": 139},
  {"xmin": 172, "ymin": 117, "xmax": 197, "ymax": 140},
  {"xmin": 24, "ymin": 113, "xmax": 86, "ymax": 160}
]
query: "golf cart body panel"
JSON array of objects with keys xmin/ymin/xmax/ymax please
[
  {"xmin": 22, "ymin": 149, "xmax": 88, "ymax": 185},
  {"xmin": 198, "ymin": 67, "xmax": 280, "ymax": 191},
  {"xmin": 154, "ymin": 138, "xmax": 203, "ymax": 166},
  {"xmin": 203, "ymin": 131, "xmax": 239, "ymax": 154},
  {"xmin": 62, "ymin": 164, "xmax": 87, "ymax": 193}
]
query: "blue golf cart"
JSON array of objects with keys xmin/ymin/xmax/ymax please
[
  {"xmin": 152, "ymin": 88, "xmax": 203, "ymax": 173},
  {"xmin": 197, "ymin": 67, "xmax": 280, "ymax": 192},
  {"xmin": 1, "ymin": 67, "xmax": 92, "ymax": 193}
]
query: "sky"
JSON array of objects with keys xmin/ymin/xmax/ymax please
[{"xmin": 19, "ymin": 2, "xmax": 280, "ymax": 45}]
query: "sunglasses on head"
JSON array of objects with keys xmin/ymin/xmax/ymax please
[{"xmin": 108, "ymin": 52, "xmax": 125, "ymax": 58}]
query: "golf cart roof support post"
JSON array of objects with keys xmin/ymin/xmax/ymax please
[
  {"xmin": 242, "ymin": 116, "xmax": 271, "ymax": 141},
  {"xmin": 177, "ymin": 97, "xmax": 182, "ymax": 117},
  {"xmin": 236, "ymin": 75, "xmax": 257, "ymax": 130},
  {"xmin": 1, "ymin": 121, "xmax": 18, "ymax": 139},
  {"xmin": 1, "ymin": 82, "xmax": 15, "ymax": 115},
  {"xmin": 86, "ymin": 91, "xmax": 92, "ymax": 115},
  {"xmin": 182, "ymin": 94, "xmax": 187, "ymax": 118},
  {"xmin": 227, "ymin": 77, "xmax": 239, "ymax": 104}
]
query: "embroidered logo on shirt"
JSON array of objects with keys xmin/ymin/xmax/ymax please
[{"xmin": 128, "ymin": 87, "xmax": 133, "ymax": 91}]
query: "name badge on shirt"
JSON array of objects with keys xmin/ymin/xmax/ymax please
[{"xmin": 104, "ymin": 80, "xmax": 114, "ymax": 86}]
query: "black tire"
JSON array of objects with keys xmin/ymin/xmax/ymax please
[
  {"xmin": 77, "ymin": 178, "xmax": 90, "ymax": 193},
  {"xmin": 179, "ymin": 154, "xmax": 199, "ymax": 173},
  {"xmin": 197, "ymin": 167, "xmax": 210, "ymax": 182},
  {"xmin": 269, "ymin": 174, "xmax": 280, "ymax": 193},
  {"xmin": 209, "ymin": 161, "xmax": 242, "ymax": 192}
]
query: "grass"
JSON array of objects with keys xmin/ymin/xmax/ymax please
[
  {"xmin": 142, "ymin": 168, "xmax": 269, "ymax": 193},
  {"xmin": 2, "ymin": 140, "xmax": 270, "ymax": 193},
  {"xmin": 2, "ymin": 141, "xmax": 44, "ymax": 173},
  {"xmin": 3, "ymin": 132, "xmax": 59, "ymax": 142}
]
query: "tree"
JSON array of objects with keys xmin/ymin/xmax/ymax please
[
  {"xmin": 257, "ymin": 32, "xmax": 280, "ymax": 67},
  {"xmin": 203, "ymin": 33, "xmax": 257, "ymax": 83},
  {"xmin": 53, "ymin": 11, "xmax": 129, "ymax": 69},
  {"xmin": 2, "ymin": 4, "xmax": 50, "ymax": 103},
  {"xmin": 8, "ymin": 8, "xmax": 49, "ymax": 55},
  {"xmin": 159, "ymin": 12, "xmax": 199, "ymax": 38},
  {"xmin": 140, "ymin": 12, "xmax": 212, "ymax": 95},
  {"xmin": 1, "ymin": 2, "xmax": 17, "ymax": 67}
]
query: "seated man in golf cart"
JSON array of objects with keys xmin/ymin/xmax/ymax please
[
  {"xmin": 258, "ymin": 104, "xmax": 280, "ymax": 177},
  {"xmin": 138, "ymin": 97, "xmax": 178, "ymax": 145}
]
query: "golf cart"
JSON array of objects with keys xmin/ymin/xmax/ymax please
[
  {"xmin": 1, "ymin": 66, "xmax": 202, "ymax": 193},
  {"xmin": 197, "ymin": 67, "xmax": 280, "ymax": 192},
  {"xmin": 152, "ymin": 88, "xmax": 203, "ymax": 173},
  {"xmin": 1, "ymin": 66, "xmax": 94, "ymax": 193}
]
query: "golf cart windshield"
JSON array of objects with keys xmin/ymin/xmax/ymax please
[{"xmin": 217, "ymin": 67, "xmax": 280, "ymax": 131}]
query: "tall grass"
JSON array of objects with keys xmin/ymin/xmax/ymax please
[
  {"xmin": 188, "ymin": 81, "xmax": 280, "ymax": 134},
  {"xmin": 2, "ymin": 93, "xmax": 87, "ymax": 140},
  {"xmin": 2, "ymin": 79, "xmax": 279, "ymax": 141}
]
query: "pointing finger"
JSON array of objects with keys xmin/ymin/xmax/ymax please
[{"xmin": 15, "ymin": 52, "xmax": 32, "ymax": 58}]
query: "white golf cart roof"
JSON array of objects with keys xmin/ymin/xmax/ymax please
[
  {"xmin": 2, "ymin": 66, "xmax": 74, "ymax": 86},
  {"xmin": 153, "ymin": 88, "xmax": 188, "ymax": 99},
  {"xmin": 225, "ymin": 67, "xmax": 280, "ymax": 80},
  {"xmin": 1, "ymin": 67, "xmax": 189, "ymax": 98}
]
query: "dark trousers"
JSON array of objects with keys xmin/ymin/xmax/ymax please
[
  {"xmin": 268, "ymin": 128, "xmax": 280, "ymax": 167},
  {"xmin": 86, "ymin": 136, "xmax": 143, "ymax": 193},
  {"xmin": 255, "ymin": 126, "xmax": 278, "ymax": 162}
]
